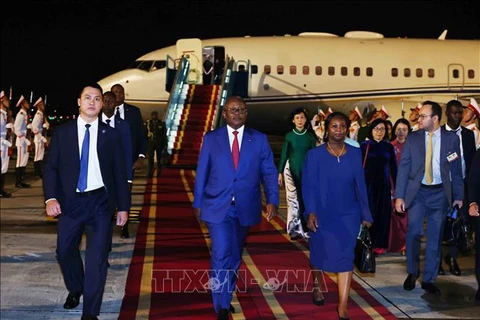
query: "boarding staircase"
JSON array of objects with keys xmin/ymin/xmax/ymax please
[{"xmin": 164, "ymin": 56, "xmax": 237, "ymax": 167}]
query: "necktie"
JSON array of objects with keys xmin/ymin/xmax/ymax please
[
  {"xmin": 106, "ymin": 119, "xmax": 111, "ymax": 127},
  {"xmin": 232, "ymin": 130, "xmax": 239, "ymax": 170},
  {"xmin": 115, "ymin": 107, "xmax": 121, "ymax": 120},
  {"xmin": 425, "ymin": 132, "xmax": 433, "ymax": 184},
  {"xmin": 77, "ymin": 124, "xmax": 91, "ymax": 192}
]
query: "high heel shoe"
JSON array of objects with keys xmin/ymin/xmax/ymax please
[
  {"xmin": 337, "ymin": 307, "xmax": 350, "ymax": 320},
  {"xmin": 312, "ymin": 287, "xmax": 325, "ymax": 306}
]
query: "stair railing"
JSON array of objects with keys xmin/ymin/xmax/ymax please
[{"xmin": 211, "ymin": 56, "xmax": 236, "ymax": 130}]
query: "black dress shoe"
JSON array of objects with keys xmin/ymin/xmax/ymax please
[
  {"xmin": 229, "ymin": 304, "xmax": 235, "ymax": 313},
  {"xmin": 421, "ymin": 281, "xmax": 441, "ymax": 294},
  {"xmin": 312, "ymin": 287, "xmax": 325, "ymax": 306},
  {"xmin": 120, "ymin": 226, "xmax": 129, "ymax": 239},
  {"xmin": 438, "ymin": 264, "xmax": 445, "ymax": 275},
  {"xmin": 217, "ymin": 308, "xmax": 230, "ymax": 320},
  {"xmin": 403, "ymin": 273, "xmax": 417, "ymax": 291},
  {"xmin": 0, "ymin": 190, "xmax": 12, "ymax": 198},
  {"xmin": 81, "ymin": 315, "xmax": 98, "ymax": 320},
  {"xmin": 63, "ymin": 292, "xmax": 81, "ymax": 309},
  {"xmin": 445, "ymin": 254, "xmax": 461, "ymax": 276}
]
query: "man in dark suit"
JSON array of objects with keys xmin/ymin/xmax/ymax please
[
  {"xmin": 193, "ymin": 96, "xmax": 278, "ymax": 320},
  {"xmin": 395, "ymin": 100, "xmax": 464, "ymax": 295},
  {"xmin": 43, "ymin": 83, "xmax": 130, "ymax": 320},
  {"xmin": 111, "ymin": 83, "xmax": 147, "ymax": 238},
  {"xmin": 145, "ymin": 110, "xmax": 167, "ymax": 178},
  {"xmin": 438, "ymin": 99, "xmax": 476, "ymax": 276},
  {"xmin": 467, "ymin": 149, "xmax": 480, "ymax": 300},
  {"xmin": 101, "ymin": 91, "xmax": 133, "ymax": 265}
]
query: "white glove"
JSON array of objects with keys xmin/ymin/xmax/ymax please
[
  {"xmin": 41, "ymin": 136, "xmax": 47, "ymax": 143},
  {"xmin": 43, "ymin": 123, "xmax": 50, "ymax": 129},
  {"xmin": 5, "ymin": 123, "xmax": 13, "ymax": 129},
  {"xmin": 26, "ymin": 139, "xmax": 31, "ymax": 146},
  {"xmin": 27, "ymin": 124, "xmax": 32, "ymax": 129},
  {"xmin": 1, "ymin": 138, "xmax": 12, "ymax": 147}
]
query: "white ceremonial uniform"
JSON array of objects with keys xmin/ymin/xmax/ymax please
[
  {"xmin": 31, "ymin": 110, "xmax": 47, "ymax": 161},
  {"xmin": 14, "ymin": 109, "xmax": 30, "ymax": 167},
  {"xmin": 0, "ymin": 109, "xmax": 12, "ymax": 174},
  {"xmin": 466, "ymin": 123, "xmax": 480, "ymax": 149},
  {"xmin": 349, "ymin": 121, "xmax": 360, "ymax": 141}
]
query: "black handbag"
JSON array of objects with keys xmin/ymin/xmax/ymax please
[
  {"xmin": 443, "ymin": 205, "xmax": 471, "ymax": 253},
  {"xmin": 354, "ymin": 226, "xmax": 376, "ymax": 273}
]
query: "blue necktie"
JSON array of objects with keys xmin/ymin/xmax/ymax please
[
  {"xmin": 77, "ymin": 124, "xmax": 91, "ymax": 192},
  {"xmin": 115, "ymin": 107, "xmax": 121, "ymax": 120}
]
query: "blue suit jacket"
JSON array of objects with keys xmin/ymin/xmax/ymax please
[
  {"xmin": 43, "ymin": 119, "xmax": 130, "ymax": 214},
  {"xmin": 193, "ymin": 126, "xmax": 279, "ymax": 226},
  {"xmin": 100, "ymin": 114, "xmax": 133, "ymax": 182},
  {"xmin": 395, "ymin": 127, "xmax": 464, "ymax": 208}
]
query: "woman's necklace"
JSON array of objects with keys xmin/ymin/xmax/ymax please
[
  {"xmin": 327, "ymin": 142, "xmax": 345, "ymax": 163},
  {"xmin": 292, "ymin": 128, "xmax": 306, "ymax": 135}
]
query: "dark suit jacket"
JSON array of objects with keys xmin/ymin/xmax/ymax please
[
  {"xmin": 193, "ymin": 126, "xmax": 279, "ymax": 226},
  {"xmin": 100, "ymin": 114, "xmax": 133, "ymax": 182},
  {"xmin": 467, "ymin": 149, "xmax": 480, "ymax": 205},
  {"xmin": 43, "ymin": 119, "xmax": 130, "ymax": 214},
  {"xmin": 122, "ymin": 103, "xmax": 147, "ymax": 162},
  {"xmin": 441, "ymin": 125, "xmax": 476, "ymax": 176},
  {"xmin": 394, "ymin": 127, "xmax": 463, "ymax": 208}
]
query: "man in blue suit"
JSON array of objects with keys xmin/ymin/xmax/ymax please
[
  {"xmin": 193, "ymin": 96, "xmax": 279, "ymax": 320},
  {"xmin": 43, "ymin": 83, "xmax": 130, "ymax": 320},
  {"xmin": 111, "ymin": 83, "xmax": 147, "ymax": 238},
  {"xmin": 395, "ymin": 100, "xmax": 463, "ymax": 295}
]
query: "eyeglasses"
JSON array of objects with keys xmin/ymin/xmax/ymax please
[
  {"xmin": 418, "ymin": 114, "xmax": 433, "ymax": 119},
  {"xmin": 225, "ymin": 108, "xmax": 248, "ymax": 115},
  {"xmin": 373, "ymin": 127, "xmax": 386, "ymax": 132}
]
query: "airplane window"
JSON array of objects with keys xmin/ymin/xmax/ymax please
[
  {"xmin": 290, "ymin": 66, "xmax": 297, "ymax": 75},
  {"xmin": 341, "ymin": 67, "xmax": 348, "ymax": 76},
  {"xmin": 354, "ymin": 67, "xmax": 360, "ymax": 76},
  {"xmin": 404, "ymin": 68, "xmax": 411, "ymax": 77},
  {"xmin": 428, "ymin": 69, "xmax": 435, "ymax": 78},
  {"xmin": 453, "ymin": 69, "xmax": 459, "ymax": 79},
  {"xmin": 328, "ymin": 67, "xmax": 335, "ymax": 76},
  {"xmin": 277, "ymin": 65, "xmax": 284, "ymax": 75},
  {"xmin": 137, "ymin": 60, "xmax": 153, "ymax": 72},
  {"xmin": 128, "ymin": 61, "xmax": 142, "ymax": 69},
  {"xmin": 302, "ymin": 66, "xmax": 309, "ymax": 75},
  {"xmin": 416, "ymin": 68, "xmax": 423, "ymax": 78},
  {"xmin": 391, "ymin": 68, "xmax": 398, "ymax": 77},
  {"xmin": 152, "ymin": 60, "xmax": 167, "ymax": 71},
  {"xmin": 251, "ymin": 65, "xmax": 258, "ymax": 74},
  {"xmin": 366, "ymin": 67, "xmax": 373, "ymax": 77},
  {"xmin": 315, "ymin": 66, "xmax": 322, "ymax": 75},
  {"xmin": 264, "ymin": 65, "xmax": 271, "ymax": 74},
  {"xmin": 468, "ymin": 69, "xmax": 475, "ymax": 79}
]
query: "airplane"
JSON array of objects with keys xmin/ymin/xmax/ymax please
[{"xmin": 97, "ymin": 30, "xmax": 480, "ymax": 135}]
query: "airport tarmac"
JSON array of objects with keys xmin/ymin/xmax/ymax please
[{"xmin": 1, "ymin": 161, "xmax": 480, "ymax": 319}]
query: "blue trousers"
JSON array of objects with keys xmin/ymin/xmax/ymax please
[
  {"xmin": 56, "ymin": 190, "xmax": 111, "ymax": 316},
  {"xmin": 406, "ymin": 186, "xmax": 448, "ymax": 283},
  {"xmin": 205, "ymin": 204, "xmax": 249, "ymax": 313}
]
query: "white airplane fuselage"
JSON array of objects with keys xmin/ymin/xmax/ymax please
[{"xmin": 98, "ymin": 32, "xmax": 480, "ymax": 134}]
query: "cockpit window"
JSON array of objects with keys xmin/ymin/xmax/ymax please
[
  {"xmin": 152, "ymin": 60, "xmax": 166, "ymax": 71},
  {"xmin": 128, "ymin": 60, "xmax": 166, "ymax": 72}
]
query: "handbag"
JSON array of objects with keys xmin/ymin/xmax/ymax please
[
  {"xmin": 443, "ymin": 205, "xmax": 471, "ymax": 253},
  {"xmin": 354, "ymin": 225, "xmax": 376, "ymax": 273}
]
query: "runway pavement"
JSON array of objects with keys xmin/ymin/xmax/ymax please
[{"xmin": 1, "ymin": 161, "xmax": 480, "ymax": 319}]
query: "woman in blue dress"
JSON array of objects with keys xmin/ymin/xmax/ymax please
[{"xmin": 302, "ymin": 112, "xmax": 373, "ymax": 320}]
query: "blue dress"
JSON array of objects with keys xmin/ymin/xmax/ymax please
[{"xmin": 302, "ymin": 144, "xmax": 373, "ymax": 272}]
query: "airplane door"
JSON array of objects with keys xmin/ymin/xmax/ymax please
[
  {"xmin": 176, "ymin": 38, "xmax": 203, "ymax": 84},
  {"xmin": 448, "ymin": 64, "xmax": 464, "ymax": 91},
  {"xmin": 213, "ymin": 46, "xmax": 225, "ymax": 84}
]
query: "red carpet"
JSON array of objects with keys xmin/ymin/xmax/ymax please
[{"xmin": 119, "ymin": 168, "xmax": 398, "ymax": 319}]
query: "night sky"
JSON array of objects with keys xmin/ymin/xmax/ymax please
[{"xmin": 1, "ymin": 1, "xmax": 478, "ymax": 115}]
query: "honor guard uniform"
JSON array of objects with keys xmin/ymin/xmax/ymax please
[
  {"xmin": 0, "ymin": 91, "xmax": 13, "ymax": 197},
  {"xmin": 463, "ymin": 98, "xmax": 480, "ymax": 149},
  {"xmin": 410, "ymin": 103, "xmax": 422, "ymax": 131},
  {"xmin": 311, "ymin": 109, "xmax": 326, "ymax": 145},
  {"xmin": 31, "ymin": 97, "xmax": 48, "ymax": 178},
  {"xmin": 14, "ymin": 95, "xmax": 31, "ymax": 188},
  {"xmin": 349, "ymin": 106, "xmax": 363, "ymax": 141}
]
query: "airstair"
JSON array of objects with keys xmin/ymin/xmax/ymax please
[{"xmin": 164, "ymin": 55, "xmax": 238, "ymax": 166}]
